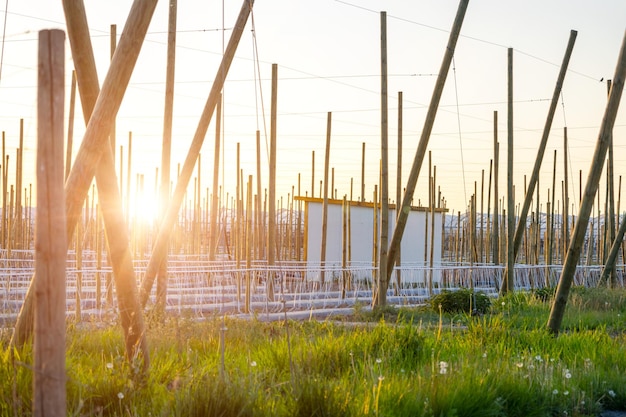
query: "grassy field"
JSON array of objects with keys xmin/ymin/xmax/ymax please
[{"xmin": 2, "ymin": 286, "xmax": 626, "ymax": 416}]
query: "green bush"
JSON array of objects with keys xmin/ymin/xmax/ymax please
[
  {"xmin": 531, "ymin": 286, "xmax": 555, "ymax": 302},
  {"xmin": 429, "ymin": 289, "xmax": 491, "ymax": 315}
]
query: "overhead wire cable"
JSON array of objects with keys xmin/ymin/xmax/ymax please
[{"xmin": 0, "ymin": 0, "xmax": 9, "ymax": 84}]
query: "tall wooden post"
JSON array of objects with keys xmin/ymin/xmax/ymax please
[
  {"xmin": 548, "ymin": 29, "xmax": 626, "ymax": 334},
  {"xmin": 320, "ymin": 112, "xmax": 332, "ymax": 286},
  {"xmin": 34, "ymin": 29, "xmax": 66, "ymax": 417},
  {"xmin": 375, "ymin": 11, "xmax": 389, "ymax": 308},
  {"xmin": 385, "ymin": 0, "xmax": 469, "ymax": 283},
  {"xmin": 503, "ymin": 47, "xmax": 515, "ymax": 294},
  {"xmin": 139, "ymin": 0, "xmax": 255, "ymax": 304},
  {"xmin": 509, "ymin": 30, "xmax": 577, "ymax": 265},
  {"xmin": 395, "ymin": 91, "xmax": 403, "ymax": 292},
  {"xmin": 156, "ymin": 0, "xmax": 177, "ymax": 315},
  {"xmin": 267, "ymin": 63, "xmax": 278, "ymax": 300}
]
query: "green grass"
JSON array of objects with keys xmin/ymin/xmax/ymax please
[{"xmin": 2, "ymin": 286, "xmax": 626, "ymax": 416}]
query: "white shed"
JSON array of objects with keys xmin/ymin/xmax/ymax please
[{"xmin": 296, "ymin": 197, "xmax": 447, "ymax": 283}]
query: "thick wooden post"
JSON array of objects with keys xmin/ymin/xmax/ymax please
[
  {"xmin": 502, "ymin": 47, "xmax": 515, "ymax": 295},
  {"xmin": 548, "ymin": 29, "xmax": 626, "ymax": 334},
  {"xmin": 385, "ymin": 0, "xmax": 469, "ymax": 283},
  {"xmin": 140, "ymin": 0, "xmax": 255, "ymax": 305},
  {"xmin": 375, "ymin": 11, "xmax": 389, "ymax": 307},
  {"xmin": 156, "ymin": 0, "xmax": 177, "ymax": 315},
  {"xmin": 34, "ymin": 29, "xmax": 67, "ymax": 417}
]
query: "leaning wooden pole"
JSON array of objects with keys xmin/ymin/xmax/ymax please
[
  {"xmin": 509, "ymin": 30, "xmax": 577, "ymax": 265},
  {"xmin": 139, "ymin": 0, "xmax": 254, "ymax": 305},
  {"xmin": 547, "ymin": 29, "xmax": 626, "ymax": 335},
  {"xmin": 12, "ymin": 0, "xmax": 156, "ymax": 363},
  {"xmin": 374, "ymin": 11, "xmax": 389, "ymax": 308},
  {"xmin": 385, "ymin": 0, "xmax": 469, "ymax": 283},
  {"xmin": 33, "ymin": 29, "xmax": 67, "ymax": 417}
]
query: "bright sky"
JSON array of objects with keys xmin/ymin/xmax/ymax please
[{"xmin": 0, "ymin": 0, "xmax": 625, "ymax": 219}]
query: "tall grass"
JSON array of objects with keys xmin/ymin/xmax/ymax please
[{"xmin": 1, "ymin": 286, "xmax": 626, "ymax": 416}]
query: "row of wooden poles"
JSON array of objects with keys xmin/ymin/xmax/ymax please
[{"xmin": 13, "ymin": 0, "xmax": 626, "ymax": 413}]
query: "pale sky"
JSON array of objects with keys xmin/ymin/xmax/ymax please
[{"xmin": 0, "ymin": 0, "xmax": 625, "ymax": 219}]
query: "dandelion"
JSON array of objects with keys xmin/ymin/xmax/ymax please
[
  {"xmin": 439, "ymin": 361, "xmax": 448, "ymax": 375},
  {"xmin": 516, "ymin": 362, "xmax": 524, "ymax": 368},
  {"xmin": 106, "ymin": 363, "xmax": 113, "ymax": 370},
  {"xmin": 553, "ymin": 389, "xmax": 559, "ymax": 395},
  {"xmin": 117, "ymin": 392, "xmax": 124, "ymax": 400},
  {"xmin": 564, "ymin": 390, "xmax": 569, "ymax": 396},
  {"xmin": 376, "ymin": 358, "xmax": 382, "ymax": 364},
  {"xmin": 564, "ymin": 370, "xmax": 572, "ymax": 379},
  {"xmin": 250, "ymin": 361, "xmax": 257, "ymax": 367},
  {"xmin": 501, "ymin": 301, "xmax": 505, "ymax": 307},
  {"xmin": 535, "ymin": 355, "xmax": 543, "ymax": 362},
  {"xmin": 482, "ymin": 352, "xmax": 487, "ymax": 358},
  {"xmin": 608, "ymin": 390, "xmax": 616, "ymax": 398},
  {"xmin": 378, "ymin": 375, "xmax": 385, "ymax": 381}
]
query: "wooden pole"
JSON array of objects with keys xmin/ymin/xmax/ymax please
[
  {"xmin": 245, "ymin": 175, "xmax": 252, "ymax": 313},
  {"xmin": 320, "ymin": 112, "xmax": 332, "ymax": 286},
  {"xmin": 503, "ymin": 47, "xmax": 515, "ymax": 295},
  {"xmin": 385, "ymin": 0, "xmax": 469, "ymax": 283},
  {"xmin": 139, "ymin": 0, "xmax": 255, "ymax": 305},
  {"xmin": 156, "ymin": 0, "xmax": 177, "ymax": 315},
  {"xmin": 34, "ymin": 29, "xmax": 67, "ymax": 417},
  {"xmin": 396, "ymin": 91, "xmax": 403, "ymax": 292},
  {"xmin": 267, "ymin": 63, "xmax": 278, "ymax": 300},
  {"xmin": 375, "ymin": 11, "xmax": 389, "ymax": 307},
  {"xmin": 548, "ymin": 29, "xmax": 626, "ymax": 334},
  {"xmin": 256, "ymin": 130, "xmax": 262, "ymax": 260},
  {"xmin": 509, "ymin": 30, "xmax": 577, "ymax": 265}
]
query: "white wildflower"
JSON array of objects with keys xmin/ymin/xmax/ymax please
[{"xmin": 117, "ymin": 392, "xmax": 124, "ymax": 400}]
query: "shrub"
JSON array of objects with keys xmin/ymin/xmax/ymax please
[{"xmin": 429, "ymin": 289, "xmax": 491, "ymax": 315}]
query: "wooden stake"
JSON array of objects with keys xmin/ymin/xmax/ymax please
[{"xmin": 34, "ymin": 29, "xmax": 66, "ymax": 417}]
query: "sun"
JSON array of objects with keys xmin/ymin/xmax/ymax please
[{"xmin": 128, "ymin": 190, "xmax": 163, "ymax": 226}]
